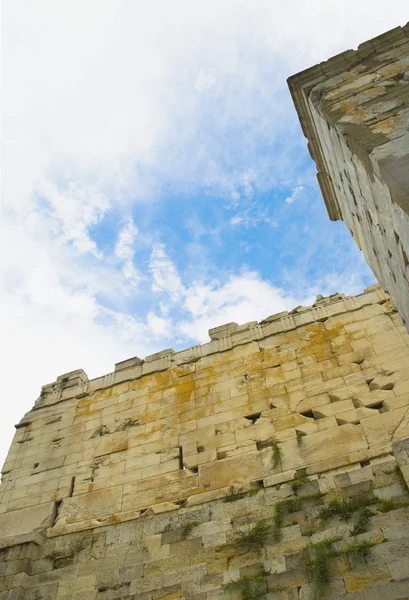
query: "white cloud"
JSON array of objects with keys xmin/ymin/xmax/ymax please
[
  {"xmin": 115, "ymin": 218, "xmax": 140, "ymax": 286},
  {"xmin": 285, "ymin": 185, "xmax": 305, "ymax": 205},
  {"xmin": 149, "ymin": 244, "xmax": 185, "ymax": 301},
  {"xmin": 180, "ymin": 270, "xmax": 308, "ymax": 342}
]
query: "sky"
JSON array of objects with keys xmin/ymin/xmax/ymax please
[{"xmin": 1, "ymin": 1, "xmax": 408, "ymax": 467}]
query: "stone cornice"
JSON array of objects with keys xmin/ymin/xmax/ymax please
[{"xmin": 287, "ymin": 23, "xmax": 409, "ymax": 222}]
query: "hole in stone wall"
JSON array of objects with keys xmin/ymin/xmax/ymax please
[
  {"xmin": 360, "ymin": 460, "xmax": 370, "ymax": 467},
  {"xmin": 50, "ymin": 500, "xmax": 62, "ymax": 527},
  {"xmin": 395, "ymin": 231, "xmax": 400, "ymax": 244},
  {"xmin": 68, "ymin": 477, "xmax": 75, "ymax": 498},
  {"xmin": 51, "ymin": 438, "xmax": 62, "ymax": 447},
  {"xmin": 402, "ymin": 249, "xmax": 409, "ymax": 270},
  {"xmin": 388, "ymin": 249, "xmax": 393, "ymax": 259},
  {"xmin": 190, "ymin": 466, "xmax": 199, "ymax": 474},
  {"xmin": 370, "ymin": 402, "xmax": 386, "ymax": 412},
  {"xmin": 299, "ymin": 410, "xmax": 315, "ymax": 420},
  {"xmin": 244, "ymin": 413, "xmax": 261, "ymax": 424},
  {"xmin": 252, "ymin": 479, "xmax": 264, "ymax": 488},
  {"xmin": 46, "ymin": 416, "xmax": 62, "ymax": 425},
  {"xmin": 256, "ymin": 439, "xmax": 277, "ymax": 450},
  {"xmin": 215, "ymin": 430, "xmax": 222, "ymax": 436},
  {"xmin": 366, "ymin": 210, "xmax": 373, "ymax": 226},
  {"xmin": 197, "ymin": 445, "xmax": 205, "ymax": 453},
  {"xmin": 178, "ymin": 447, "xmax": 184, "ymax": 470},
  {"xmin": 33, "ymin": 462, "xmax": 39, "ymax": 469},
  {"xmin": 90, "ymin": 425, "xmax": 110, "ymax": 438},
  {"xmin": 382, "ymin": 382, "xmax": 395, "ymax": 391},
  {"xmin": 354, "ymin": 358, "xmax": 365, "ymax": 365},
  {"xmin": 217, "ymin": 451, "xmax": 227, "ymax": 460}
]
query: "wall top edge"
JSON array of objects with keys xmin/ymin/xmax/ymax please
[
  {"xmin": 287, "ymin": 24, "xmax": 409, "ymax": 91},
  {"xmin": 286, "ymin": 23, "xmax": 409, "ymax": 222},
  {"xmin": 25, "ymin": 284, "xmax": 389, "ymax": 416}
]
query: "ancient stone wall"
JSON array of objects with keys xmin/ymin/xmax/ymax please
[
  {"xmin": 288, "ymin": 24, "xmax": 409, "ymax": 331},
  {"xmin": 2, "ymin": 286, "xmax": 409, "ymax": 599}
]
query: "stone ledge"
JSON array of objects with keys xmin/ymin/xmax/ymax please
[{"xmin": 0, "ymin": 532, "xmax": 44, "ymax": 551}]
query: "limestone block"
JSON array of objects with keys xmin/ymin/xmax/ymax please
[
  {"xmin": 145, "ymin": 502, "xmax": 180, "ymax": 515},
  {"xmin": 199, "ymin": 451, "xmax": 265, "ymax": 491},
  {"xmin": 360, "ymin": 408, "xmax": 408, "ymax": 446},
  {"xmin": 55, "ymin": 487, "xmax": 123, "ymax": 525},
  {"xmin": 312, "ymin": 399, "xmax": 356, "ymax": 418},
  {"xmin": 0, "ymin": 503, "xmax": 54, "ymax": 538},
  {"xmin": 355, "ymin": 389, "xmax": 395, "ymax": 408},
  {"xmin": 280, "ymin": 424, "xmax": 368, "ymax": 472},
  {"xmin": 343, "ymin": 567, "xmax": 391, "ymax": 592},
  {"xmin": 336, "ymin": 407, "xmax": 380, "ymax": 424}
]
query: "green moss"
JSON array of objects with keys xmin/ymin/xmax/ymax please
[
  {"xmin": 223, "ymin": 572, "xmax": 268, "ymax": 600},
  {"xmin": 236, "ymin": 520, "xmax": 271, "ymax": 547}
]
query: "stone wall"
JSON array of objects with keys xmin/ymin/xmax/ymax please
[
  {"xmin": 287, "ymin": 24, "xmax": 409, "ymax": 331},
  {"xmin": 2, "ymin": 286, "xmax": 409, "ymax": 598}
]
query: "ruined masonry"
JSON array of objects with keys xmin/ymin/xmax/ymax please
[
  {"xmin": 2, "ymin": 285, "xmax": 409, "ymax": 599},
  {"xmin": 288, "ymin": 23, "xmax": 409, "ymax": 331}
]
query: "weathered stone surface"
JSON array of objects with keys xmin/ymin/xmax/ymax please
[
  {"xmin": 288, "ymin": 24, "xmax": 409, "ymax": 332},
  {"xmin": 1, "ymin": 285, "xmax": 409, "ymax": 598}
]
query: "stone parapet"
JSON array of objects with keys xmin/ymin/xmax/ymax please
[{"xmin": 32, "ymin": 284, "xmax": 389, "ymax": 410}]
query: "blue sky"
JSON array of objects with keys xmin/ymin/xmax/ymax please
[{"xmin": 2, "ymin": 0, "xmax": 408, "ymax": 464}]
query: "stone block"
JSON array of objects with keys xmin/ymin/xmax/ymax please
[{"xmin": 0, "ymin": 504, "xmax": 54, "ymax": 539}]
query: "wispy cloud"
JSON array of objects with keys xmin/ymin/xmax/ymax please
[
  {"xmin": 285, "ymin": 185, "xmax": 305, "ymax": 205},
  {"xmin": 115, "ymin": 218, "xmax": 140, "ymax": 287}
]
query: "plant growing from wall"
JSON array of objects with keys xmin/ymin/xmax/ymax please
[
  {"xmin": 181, "ymin": 520, "xmax": 201, "ymax": 539},
  {"xmin": 223, "ymin": 486, "xmax": 261, "ymax": 503},
  {"xmin": 318, "ymin": 494, "xmax": 378, "ymax": 522},
  {"xmin": 301, "ymin": 537, "xmax": 377, "ymax": 599},
  {"xmin": 296, "ymin": 430, "xmax": 304, "ymax": 446},
  {"xmin": 271, "ymin": 443, "xmax": 281, "ymax": 469},
  {"xmin": 235, "ymin": 520, "xmax": 271, "ymax": 547},
  {"xmin": 273, "ymin": 497, "xmax": 302, "ymax": 541},
  {"xmin": 377, "ymin": 498, "xmax": 409, "ymax": 513},
  {"xmin": 301, "ymin": 538, "xmax": 336, "ymax": 599},
  {"xmin": 290, "ymin": 468, "xmax": 309, "ymax": 493},
  {"xmin": 223, "ymin": 571, "xmax": 268, "ymax": 600},
  {"xmin": 351, "ymin": 507, "xmax": 373, "ymax": 536}
]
